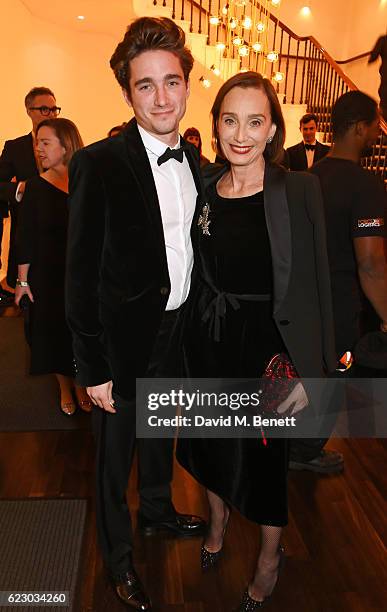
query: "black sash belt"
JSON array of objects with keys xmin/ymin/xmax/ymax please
[{"xmin": 201, "ymin": 279, "xmax": 271, "ymax": 342}]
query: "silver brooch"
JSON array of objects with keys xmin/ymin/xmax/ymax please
[{"xmin": 198, "ymin": 203, "xmax": 211, "ymax": 236}]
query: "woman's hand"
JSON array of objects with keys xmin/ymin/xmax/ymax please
[
  {"xmin": 15, "ymin": 284, "xmax": 34, "ymax": 306},
  {"xmin": 87, "ymin": 380, "xmax": 115, "ymax": 413},
  {"xmin": 276, "ymin": 382, "xmax": 309, "ymax": 416}
]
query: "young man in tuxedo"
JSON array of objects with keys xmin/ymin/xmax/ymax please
[
  {"xmin": 66, "ymin": 17, "xmax": 205, "ymax": 610},
  {"xmin": 283, "ymin": 113, "xmax": 330, "ymax": 171},
  {"xmin": 0, "ymin": 86, "xmax": 60, "ymax": 292}
]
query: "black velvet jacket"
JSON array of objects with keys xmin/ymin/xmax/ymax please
[
  {"xmin": 65, "ymin": 119, "xmax": 204, "ymax": 399},
  {"xmin": 197, "ymin": 162, "xmax": 337, "ymax": 378}
]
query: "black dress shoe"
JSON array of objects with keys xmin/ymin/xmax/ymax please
[
  {"xmin": 113, "ymin": 570, "xmax": 151, "ymax": 610},
  {"xmin": 137, "ymin": 512, "xmax": 206, "ymax": 537},
  {"xmin": 201, "ymin": 505, "xmax": 231, "ymax": 571},
  {"xmin": 236, "ymin": 546, "xmax": 285, "ymax": 610}
]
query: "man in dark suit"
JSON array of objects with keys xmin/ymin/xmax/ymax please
[
  {"xmin": 66, "ymin": 17, "xmax": 205, "ymax": 610},
  {"xmin": 0, "ymin": 86, "xmax": 60, "ymax": 290},
  {"xmin": 284, "ymin": 113, "xmax": 330, "ymax": 171}
]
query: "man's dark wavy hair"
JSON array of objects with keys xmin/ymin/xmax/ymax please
[{"xmin": 110, "ymin": 17, "xmax": 194, "ymax": 97}]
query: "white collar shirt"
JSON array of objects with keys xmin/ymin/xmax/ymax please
[
  {"xmin": 138, "ymin": 124, "xmax": 197, "ymax": 310},
  {"xmin": 304, "ymin": 139, "xmax": 317, "ymax": 168}
]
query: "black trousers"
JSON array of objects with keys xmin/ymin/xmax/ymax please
[{"xmin": 92, "ymin": 308, "xmax": 182, "ymax": 575}]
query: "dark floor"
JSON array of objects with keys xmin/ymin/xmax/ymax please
[{"xmin": 0, "ymin": 305, "xmax": 386, "ymax": 611}]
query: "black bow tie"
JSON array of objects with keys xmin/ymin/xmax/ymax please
[
  {"xmin": 157, "ymin": 144, "xmax": 187, "ymax": 166},
  {"xmin": 305, "ymin": 144, "xmax": 316, "ymax": 151}
]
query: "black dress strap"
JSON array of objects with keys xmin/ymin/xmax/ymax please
[{"xmin": 200, "ymin": 275, "xmax": 271, "ymax": 342}]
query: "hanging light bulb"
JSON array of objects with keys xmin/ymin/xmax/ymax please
[
  {"xmin": 256, "ymin": 21, "xmax": 265, "ymax": 33},
  {"xmin": 209, "ymin": 15, "xmax": 220, "ymax": 26},
  {"xmin": 210, "ymin": 64, "xmax": 221, "ymax": 77},
  {"xmin": 300, "ymin": 6, "xmax": 311, "ymax": 16},
  {"xmin": 252, "ymin": 42, "xmax": 263, "ymax": 52},
  {"xmin": 199, "ymin": 76, "xmax": 212, "ymax": 88},
  {"xmin": 242, "ymin": 16, "xmax": 252, "ymax": 29},
  {"xmin": 216, "ymin": 41, "xmax": 226, "ymax": 51},
  {"xmin": 232, "ymin": 36, "xmax": 243, "ymax": 46},
  {"xmin": 266, "ymin": 51, "xmax": 279, "ymax": 62},
  {"xmin": 222, "ymin": 3, "xmax": 229, "ymax": 15},
  {"xmin": 271, "ymin": 0, "xmax": 281, "ymax": 6},
  {"xmin": 273, "ymin": 71, "xmax": 284, "ymax": 82},
  {"xmin": 238, "ymin": 45, "xmax": 250, "ymax": 57},
  {"xmin": 229, "ymin": 17, "xmax": 238, "ymax": 29}
]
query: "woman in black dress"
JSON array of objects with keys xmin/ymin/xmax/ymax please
[
  {"xmin": 177, "ymin": 72, "xmax": 336, "ymax": 610},
  {"xmin": 183, "ymin": 127, "xmax": 211, "ymax": 167},
  {"xmin": 15, "ymin": 118, "xmax": 92, "ymax": 415}
]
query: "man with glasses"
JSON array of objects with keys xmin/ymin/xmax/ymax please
[{"xmin": 0, "ymin": 86, "xmax": 60, "ymax": 295}]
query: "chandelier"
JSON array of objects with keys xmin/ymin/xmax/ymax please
[{"xmin": 207, "ymin": 0, "xmax": 284, "ymax": 83}]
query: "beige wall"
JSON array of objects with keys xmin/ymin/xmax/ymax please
[
  {"xmin": 0, "ymin": 0, "xmax": 132, "ymax": 150},
  {"xmin": 278, "ymin": 0, "xmax": 386, "ymax": 101},
  {"xmin": 1, "ymin": 0, "xmax": 386, "ymax": 155}
]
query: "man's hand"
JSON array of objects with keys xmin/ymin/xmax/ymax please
[
  {"xmin": 15, "ymin": 284, "xmax": 34, "ymax": 305},
  {"xmin": 276, "ymin": 382, "xmax": 309, "ymax": 416},
  {"xmin": 87, "ymin": 380, "xmax": 115, "ymax": 413},
  {"xmin": 380, "ymin": 321, "xmax": 387, "ymax": 333}
]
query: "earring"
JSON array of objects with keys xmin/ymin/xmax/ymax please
[{"xmin": 266, "ymin": 136, "xmax": 273, "ymax": 144}]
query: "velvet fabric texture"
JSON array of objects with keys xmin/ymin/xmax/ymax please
[
  {"xmin": 177, "ymin": 163, "xmax": 336, "ymax": 525},
  {"xmin": 16, "ymin": 176, "xmax": 74, "ymax": 376},
  {"xmin": 66, "ymin": 118, "xmax": 204, "ymax": 399}
]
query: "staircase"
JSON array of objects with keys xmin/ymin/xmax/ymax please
[{"xmin": 133, "ymin": 0, "xmax": 386, "ymax": 188}]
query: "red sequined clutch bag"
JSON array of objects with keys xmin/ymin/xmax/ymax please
[{"xmin": 259, "ymin": 353, "xmax": 299, "ymax": 415}]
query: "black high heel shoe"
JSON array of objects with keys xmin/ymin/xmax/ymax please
[
  {"xmin": 200, "ymin": 505, "xmax": 231, "ymax": 571},
  {"xmin": 236, "ymin": 545, "xmax": 285, "ymax": 610}
]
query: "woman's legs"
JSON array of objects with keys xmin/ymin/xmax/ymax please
[
  {"xmin": 248, "ymin": 525, "xmax": 283, "ymax": 602},
  {"xmin": 204, "ymin": 489, "xmax": 230, "ymax": 552},
  {"xmin": 55, "ymin": 373, "xmax": 76, "ymax": 415},
  {"xmin": 74, "ymin": 385, "xmax": 93, "ymax": 412}
]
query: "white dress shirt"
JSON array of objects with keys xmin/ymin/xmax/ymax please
[
  {"xmin": 305, "ymin": 140, "xmax": 317, "ymax": 168},
  {"xmin": 138, "ymin": 125, "xmax": 197, "ymax": 310}
]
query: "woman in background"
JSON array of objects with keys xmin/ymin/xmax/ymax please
[
  {"xmin": 15, "ymin": 118, "xmax": 92, "ymax": 416},
  {"xmin": 183, "ymin": 126, "xmax": 210, "ymax": 167},
  {"xmin": 178, "ymin": 72, "xmax": 336, "ymax": 610}
]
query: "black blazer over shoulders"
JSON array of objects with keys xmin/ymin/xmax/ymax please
[
  {"xmin": 201, "ymin": 162, "xmax": 336, "ymax": 378},
  {"xmin": 0, "ymin": 133, "xmax": 38, "ymax": 214},
  {"xmin": 283, "ymin": 141, "xmax": 330, "ymax": 171},
  {"xmin": 66, "ymin": 118, "xmax": 204, "ymax": 399}
]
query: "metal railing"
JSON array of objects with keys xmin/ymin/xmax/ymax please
[{"xmin": 151, "ymin": 0, "xmax": 386, "ymax": 186}]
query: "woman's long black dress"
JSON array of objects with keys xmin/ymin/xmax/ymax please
[
  {"xmin": 177, "ymin": 185, "xmax": 289, "ymax": 526},
  {"xmin": 17, "ymin": 175, "xmax": 74, "ymax": 377}
]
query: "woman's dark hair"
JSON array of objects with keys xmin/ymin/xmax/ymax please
[
  {"xmin": 332, "ymin": 91, "xmax": 378, "ymax": 139},
  {"xmin": 211, "ymin": 71, "xmax": 285, "ymax": 164},
  {"xmin": 183, "ymin": 127, "xmax": 202, "ymax": 155},
  {"xmin": 110, "ymin": 17, "xmax": 194, "ymax": 97},
  {"xmin": 36, "ymin": 118, "xmax": 84, "ymax": 166},
  {"xmin": 108, "ymin": 122, "xmax": 127, "ymax": 137}
]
